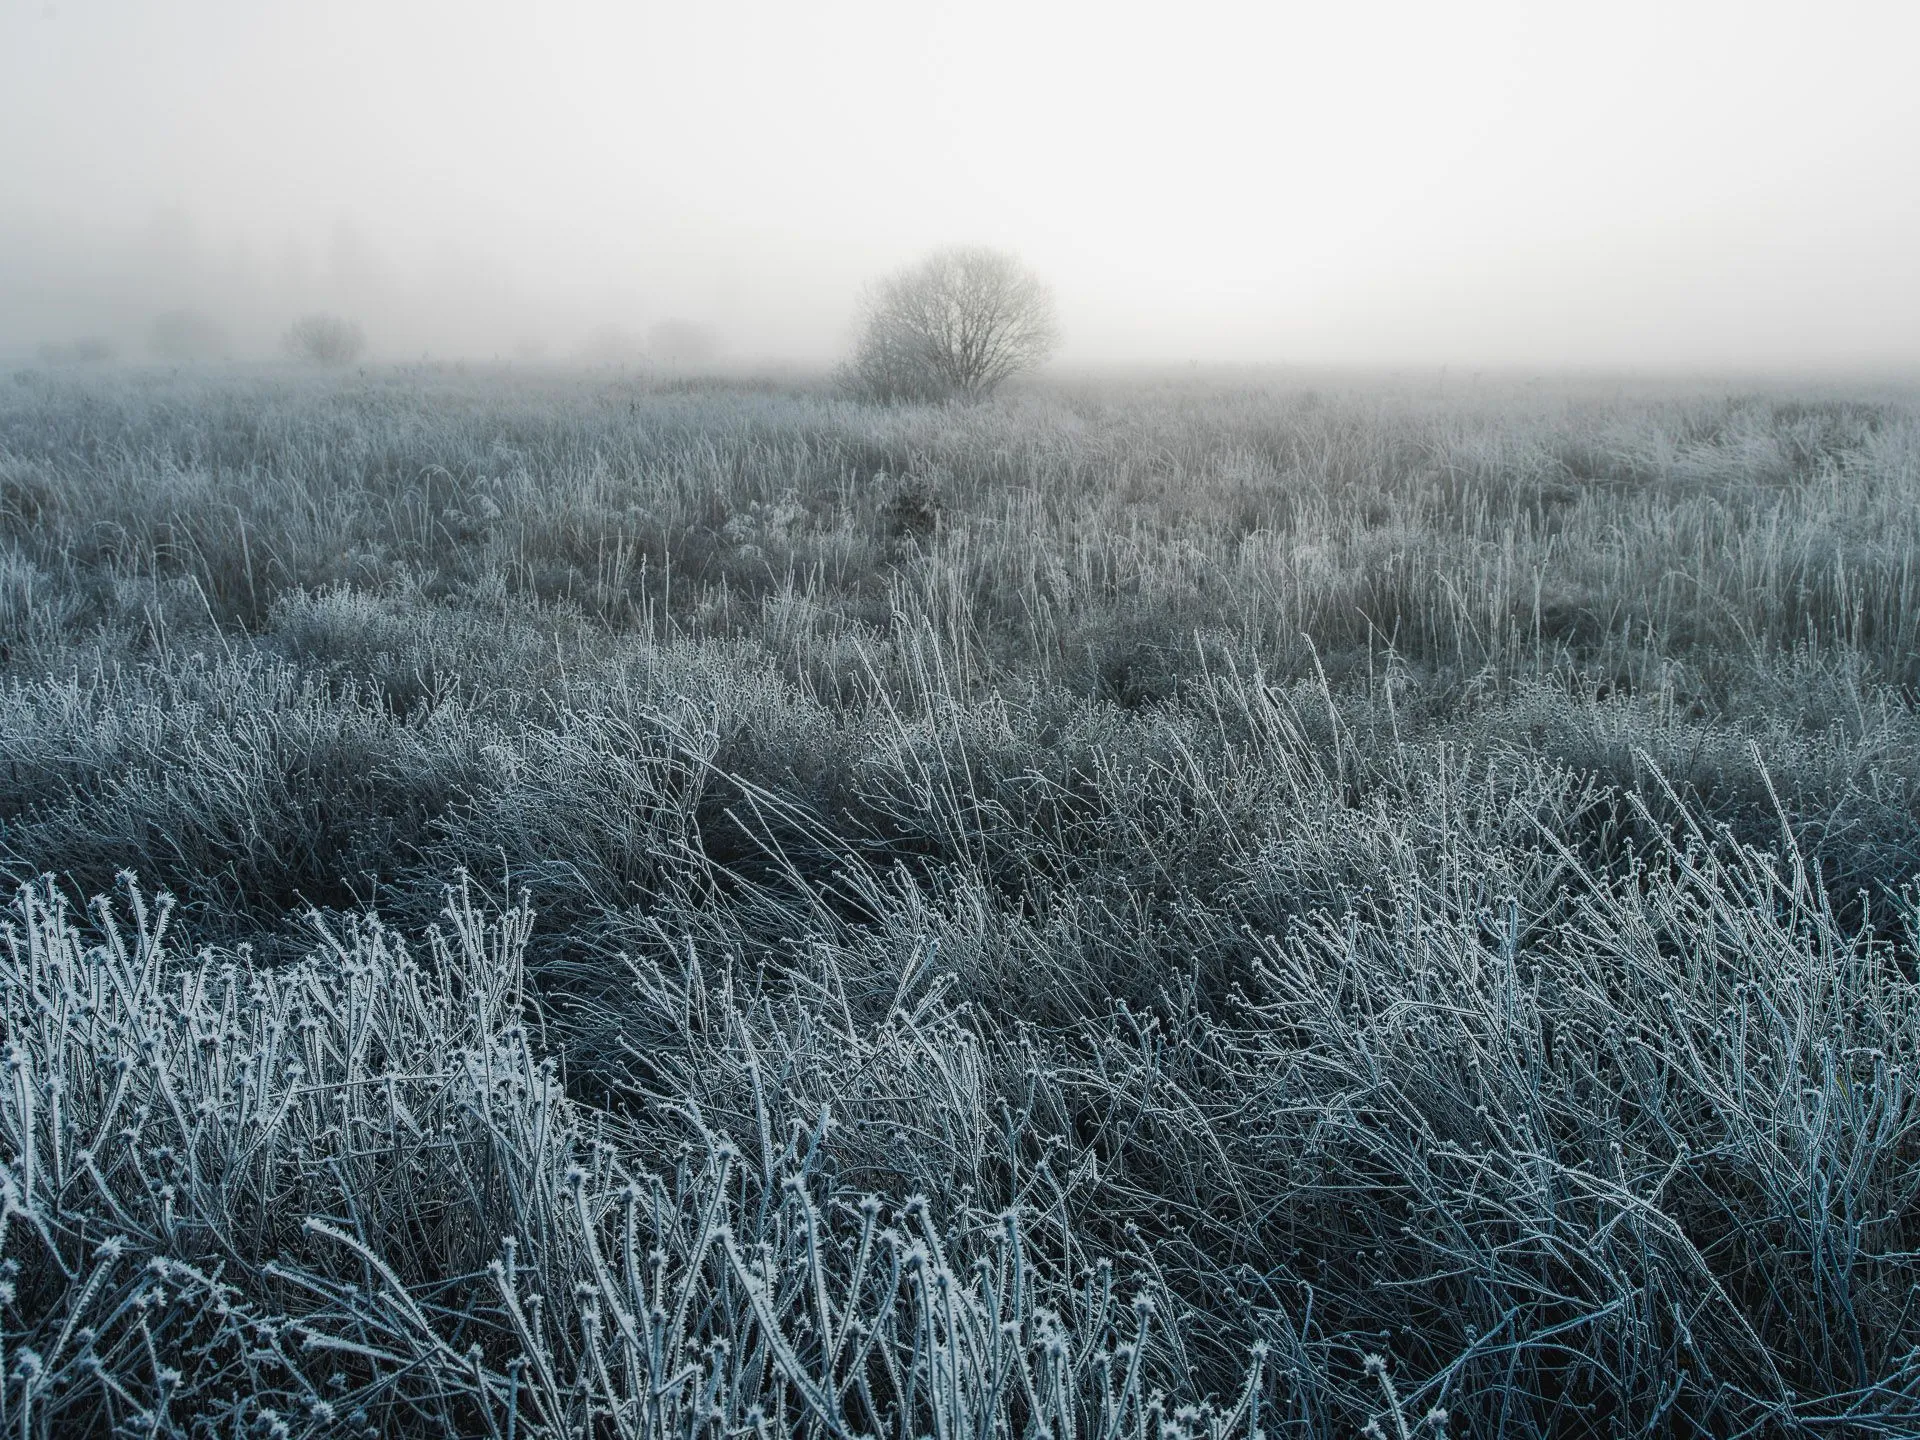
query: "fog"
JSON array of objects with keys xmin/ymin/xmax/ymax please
[{"xmin": 4, "ymin": 0, "xmax": 1916, "ymax": 370}]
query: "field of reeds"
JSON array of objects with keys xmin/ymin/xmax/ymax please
[{"xmin": 3, "ymin": 362, "xmax": 1920, "ymax": 1436}]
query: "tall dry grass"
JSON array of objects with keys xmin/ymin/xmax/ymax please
[{"xmin": 3, "ymin": 363, "xmax": 1920, "ymax": 1434}]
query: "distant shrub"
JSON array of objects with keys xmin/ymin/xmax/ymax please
[
  {"xmin": 282, "ymin": 312, "xmax": 366, "ymax": 365},
  {"xmin": 844, "ymin": 246, "xmax": 1059, "ymax": 403}
]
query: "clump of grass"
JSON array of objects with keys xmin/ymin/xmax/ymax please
[{"xmin": 0, "ymin": 875, "xmax": 1260, "ymax": 1438}]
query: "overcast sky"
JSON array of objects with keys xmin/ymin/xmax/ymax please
[{"xmin": 3, "ymin": 0, "xmax": 1916, "ymax": 368}]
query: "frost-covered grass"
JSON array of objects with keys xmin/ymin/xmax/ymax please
[
  {"xmin": 3, "ymin": 364, "xmax": 1920, "ymax": 1435},
  {"xmin": 1, "ymin": 877, "xmax": 1259, "ymax": 1438}
]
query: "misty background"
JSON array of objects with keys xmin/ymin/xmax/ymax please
[{"xmin": 4, "ymin": 0, "xmax": 1916, "ymax": 370}]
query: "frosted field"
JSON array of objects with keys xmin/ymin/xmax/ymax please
[{"xmin": 3, "ymin": 365, "xmax": 1920, "ymax": 1436}]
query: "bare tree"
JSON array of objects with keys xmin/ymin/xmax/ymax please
[
  {"xmin": 846, "ymin": 247, "xmax": 1059, "ymax": 403},
  {"xmin": 283, "ymin": 314, "xmax": 366, "ymax": 366}
]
